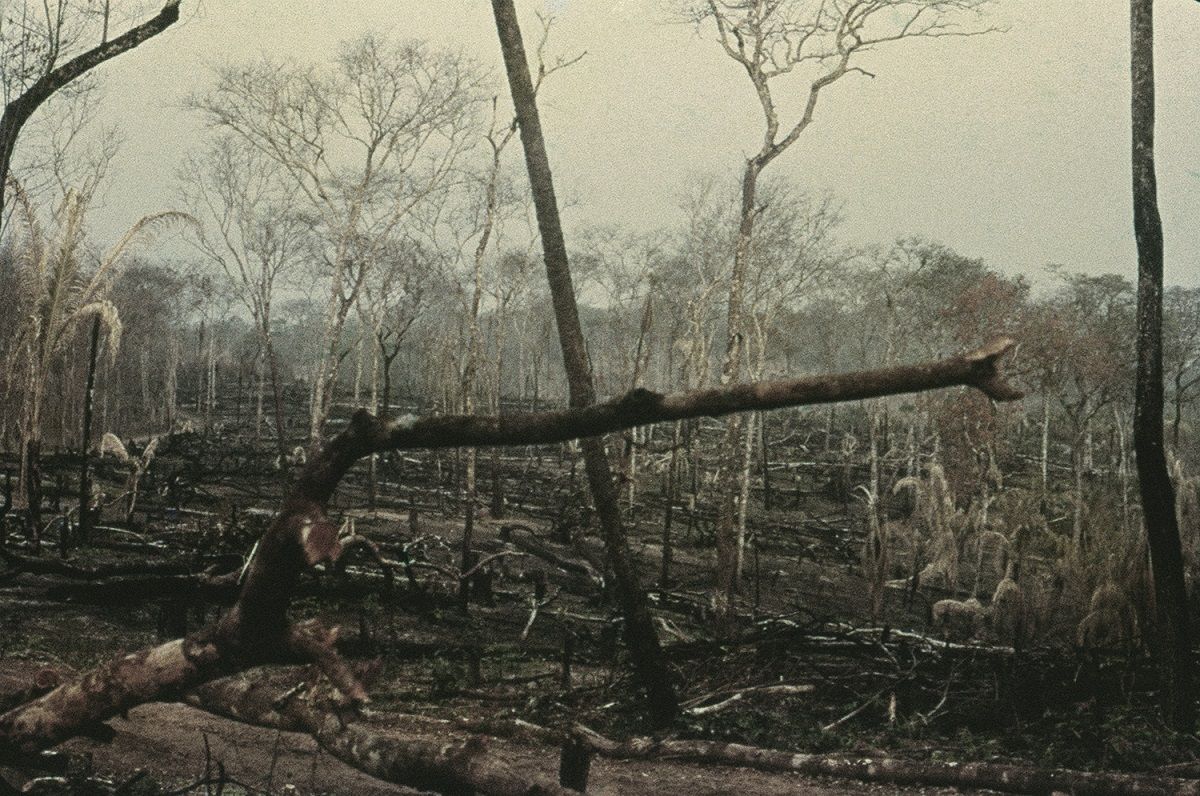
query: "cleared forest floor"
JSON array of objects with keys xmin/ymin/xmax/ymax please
[{"xmin": 2, "ymin": 404, "xmax": 1198, "ymax": 793}]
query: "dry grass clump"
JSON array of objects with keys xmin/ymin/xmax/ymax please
[
  {"xmin": 1075, "ymin": 581, "xmax": 1139, "ymax": 650},
  {"xmin": 931, "ymin": 597, "xmax": 986, "ymax": 641}
]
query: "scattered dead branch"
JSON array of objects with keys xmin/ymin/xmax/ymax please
[
  {"xmin": 682, "ymin": 684, "xmax": 815, "ymax": 716},
  {"xmin": 1, "ymin": 340, "xmax": 1020, "ymax": 757}
]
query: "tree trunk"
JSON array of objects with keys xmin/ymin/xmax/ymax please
[
  {"xmin": 734, "ymin": 409, "xmax": 759, "ymax": 587},
  {"xmin": 264, "ymin": 328, "xmax": 289, "ymax": 459},
  {"xmin": 1040, "ymin": 392, "xmax": 1051, "ymax": 492},
  {"xmin": 1172, "ymin": 367, "xmax": 1185, "ymax": 449},
  {"xmin": 23, "ymin": 437, "xmax": 42, "ymax": 552},
  {"xmin": 1130, "ymin": 0, "xmax": 1196, "ymax": 731},
  {"xmin": 661, "ymin": 421, "xmax": 682, "ymax": 592},
  {"xmin": 1073, "ymin": 439, "xmax": 1086, "ymax": 551},
  {"xmin": 713, "ymin": 157, "xmax": 761, "ymax": 632},
  {"xmin": 255, "ymin": 349, "xmax": 266, "ymax": 441},
  {"xmin": 760, "ymin": 412, "xmax": 772, "ymax": 512},
  {"xmin": 491, "ymin": 0, "xmax": 681, "ymax": 727},
  {"xmin": 75, "ymin": 315, "xmax": 102, "ymax": 548}
]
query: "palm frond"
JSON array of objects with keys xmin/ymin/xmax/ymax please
[
  {"xmin": 68, "ymin": 301, "xmax": 123, "ymax": 362},
  {"xmin": 82, "ymin": 211, "xmax": 198, "ymax": 303},
  {"xmin": 99, "ymin": 432, "xmax": 131, "ymax": 464}
]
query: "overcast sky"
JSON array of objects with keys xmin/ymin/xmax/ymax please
[{"xmin": 80, "ymin": 0, "xmax": 1199, "ymax": 287}]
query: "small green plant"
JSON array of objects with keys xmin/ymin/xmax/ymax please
[{"xmin": 429, "ymin": 654, "xmax": 463, "ymax": 698}]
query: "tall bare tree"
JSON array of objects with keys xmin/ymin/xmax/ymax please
[
  {"xmin": 688, "ymin": 0, "xmax": 993, "ymax": 629},
  {"xmin": 181, "ymin": 135, "xmax": 308, "ymax": 457},
  {"xmin": 192, "ymin": 35, "xmax": 483, "ymax": 445},
  {"xmin": 491, "ymin": 0, "xmax": 683, "ymax": 725},
  {"xmin": 1129, "ymin": 0, "xmax": 1195, "ymax": 731}
]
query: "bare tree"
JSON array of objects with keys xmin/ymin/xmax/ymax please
[
  {"xmin": 192, "ymin": 35, "xmax": 484, "ymax": 445},
  {"xmin": 1164, "ymin": 286, "xmax": 1200, "ymax": 449},
  {"xmin": 0, "ymin": 0, "xmax": 182, "ymax": 225},
  {"xmin": 1129, "ymin": 0, "xmax": 1195, "ymax": 731},
  {"xmin": 688, "ymin": 0, "xmax": 993, "ymax": 630},
  {"xmin": 491, "ymin": 0, "xmax": 684, "ymax": 725},
  {"xmin": 364, "ymin": 244, "xmax": 436, "ymax": 424},
  {"xmin": 180, "ymin": 135, "xmax": 308, "ymax": 457}
]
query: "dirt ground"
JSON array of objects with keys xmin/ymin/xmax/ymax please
[{"xmin": 0, "ymin": 428, "xmax": 1134, "ymax": 794}]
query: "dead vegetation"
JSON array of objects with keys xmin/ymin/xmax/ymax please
[{"xmin": 3, "ymin": 381, "xmax": 1200, "ymax": 793}]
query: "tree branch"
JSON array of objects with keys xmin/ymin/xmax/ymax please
[
  {"xmin": 0, "ymin": 337, "xmax": 1020, "ymax": 755},
  {"xmin": 0, "ymin": 1, "xmax": 182, "ymax": 218},
  {"xmin": 367, "ymin": 337, "xmax": 1022, "ymax": 453}
]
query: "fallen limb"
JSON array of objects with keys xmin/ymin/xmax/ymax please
[
  {"xmin": 1, "ymin": 340, "xmax": 1020, "ymax": 754},
  {"xmin": 570, "ymin": 724, "xmax": 1200, "ymax": 796},
  {"xmin": 521, "ymin": 585, "xmax": 560, "ymax": 641},
  {"xmin": 368, "ymin": 338, "xmax": 1021, "ymax": 453},
  {"xmin": 683, "ymin": 684, "xmax": 815, "ymax": 717},
  {"xmin": 0, "ymin": 548, "xmax": 193, "ymax": 580},
  {"xmin": 333, "ymin": 533, "xmax": 394, "ymax": 591},
  {"xmin": 44, "ymin": 571, "xmax": 237, "ymax": 604},
  {"xmin": 504, "ymin": 527, "xmax": 599, "ymax": 579}
]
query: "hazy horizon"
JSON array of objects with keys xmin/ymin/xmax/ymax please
[{"xmin": 69, "ymin": 0, "xmax": 1200, "ymax": 287}]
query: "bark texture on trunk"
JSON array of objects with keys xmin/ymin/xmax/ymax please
[
  {"xmin": 490, "ymin": 0, "xmax": 681, "ymax": 726},
  {"xmin": 74, "ymin": 315, "xmax": 103, "ymax": 549},
  {"xmin": 1129, "ymin": 0, "xmax": 1196, "ymax": 731}
]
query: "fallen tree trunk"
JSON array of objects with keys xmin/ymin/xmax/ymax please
[
  {"xmin": 187, "ymin": 673, "xmax": 574, "ymax": 796},
  {"xmin": 503, "ymin": 528, "xmax": 602, "ymax": 594},
  {"xmin": 431, "ymin": 717, "xmax": 1200, "ymax": 796},
  {"xmin": 368, "ymin": 338, "xmax": 1022, "ymax": 453},
  {"xmin": 1, "ymin": 341, "xmax": 1020, "ymax": 756},
  {"xmin": 0, "ymin": 635, "xmax": 225, "ymax": 755},
  {"xmin": 570, "ymin": 724, "xmax": 1200, "ymax": 796},
  {"xmin": 44, "ymin": 572, "xmax": 237, "ymax": 604}
]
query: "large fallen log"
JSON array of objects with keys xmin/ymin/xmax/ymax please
[
  {"xmin": 432, "ymin": 716, "xmax": 1200, "ymax": 796},
  {"xmin": 187, "ymin": 673, "xmax": 574, "ymax": 796},
  {"xmin": 570, "ymin": 724, "xmax": 1200, "ymax": 796},
  {"xmin": 1, "ymin": 341, "xmax": 1021, "ymax": 757}
]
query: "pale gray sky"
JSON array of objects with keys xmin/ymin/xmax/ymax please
[{"xmin": 84, "ymin": 0, "xmax": 1199, "ymax": 285}]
